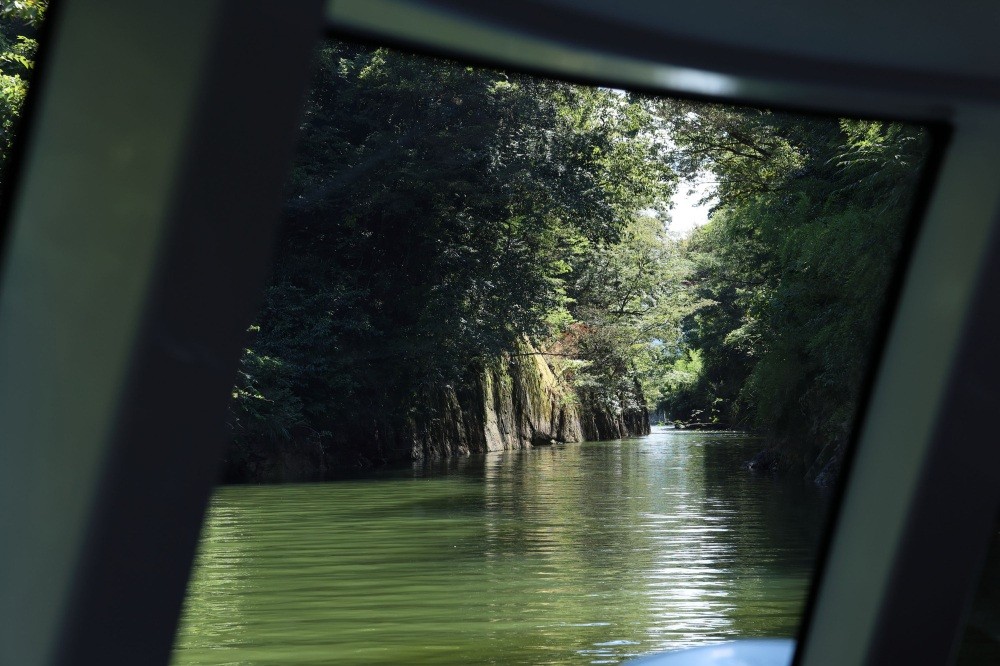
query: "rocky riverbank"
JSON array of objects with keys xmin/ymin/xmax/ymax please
[{"xmin": 222, "ymin": 343, "xmax": 648, "ymax": 482}]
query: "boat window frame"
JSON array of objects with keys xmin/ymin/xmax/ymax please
[{"xmin": 2, "ymin": 1, "xmax": 999, "ymax": 664}]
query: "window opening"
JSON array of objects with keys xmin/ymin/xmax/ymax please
[{"xmin": 170, "ymin": 38, "xmax": 932, "ymax": 665}]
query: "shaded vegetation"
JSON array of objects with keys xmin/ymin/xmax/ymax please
[
  {"xmin": 226, "ymin": 41, "xmax": 927, "ymax": 482},
  {"xmin": 226, "ymin": 42, "xmax": 673, "ymax": 475},
  {"xmin": 0, "ymin": 14, "xmax": 923, "ymax": 483},
  {"xmin": 652, "ymin": 104, "xmax": 927, "ymax": 480}
]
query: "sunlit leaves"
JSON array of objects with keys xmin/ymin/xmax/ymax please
[
  {"xmin": 233, "ymin": 41, "xmax": 675, "ymax": 447},
  {"xmin": 0, "ymin": 1, "xmax": 43, "ymax": 188},
  {"xmin": 0, "ymin": 0, "xmax": 45, "ymax": 27},
  {"xmin": 654, "ymin": 99, "xmax": 804, "ymax": 203},
  {"xmin": 565, "ymin": 214, "xmax": 701, "ymax": 413},
  {"xmin": 664, "ymin": 108, "xmax": 928, "ymax": 475}
]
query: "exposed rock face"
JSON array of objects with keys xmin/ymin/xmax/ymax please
[
  {"xmin": 578, "ymin": 379, "xmax": 651, "ymax": 441},
  {"xmin": 222, "ymin": 342, "xmax": 648, "ymax": 482},
  {"xmin": 406, "ymin": 348, "xmax": 584, "ymax": 462}
]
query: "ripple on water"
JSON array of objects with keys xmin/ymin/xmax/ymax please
[{"xmin": 173, "ymin": 429, "xmax": 827, "ymax": 665}]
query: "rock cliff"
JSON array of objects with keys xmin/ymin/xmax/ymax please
[
  {"xmin": 579, "ymin": 380, "xmax": 651, "ymax": 441},
  {"xmin": 222, "ymin": 342, "xmax": 648, "ymax": 482},
  {"xmin": 407, "ymin": 349, "xmax": 584, "ymax": 461}
]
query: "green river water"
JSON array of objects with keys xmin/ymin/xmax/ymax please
[{"xmin": 172, "ymin": 427, "xmax": 828, "ymax": 665}]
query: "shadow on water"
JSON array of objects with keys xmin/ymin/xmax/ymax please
[{"xmin": 173, "ymin": 427, "xmax": 830, "ymax": 665}]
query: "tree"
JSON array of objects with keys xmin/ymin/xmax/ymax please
[
  {"xmin": 561, "ymin": 213, "xmax": 701, "ymax": 418},
  {"xmin": 0, "ymin": 0, "xmax": 46, "ymax": 190},
  {"xmin": 658, "ymin": 101, "xmax": 928, "ymax": 477},
  {"xmin": 229, "ymin": 41, "xmax": 674, "ymax": 458}
]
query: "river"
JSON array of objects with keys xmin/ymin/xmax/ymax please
[{"xmin": 172, "ymin": 427, "xmax": 829, "ymax": 665}]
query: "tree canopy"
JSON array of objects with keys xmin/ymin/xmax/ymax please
[
  {"xmin": 230, "ymin": 42, "xmax": 676, "ymax": 454},
  {"xmin": 0, "ymin": 17, "xmax": 930, "ymax": 484},
  {"xmin": 227, "ymin": 40, "xmax": 928, "ymax": 483},
  {"xmin": 655, "ymin": 104, "xmax": 927, "ymax": 478},
  {"xmin": 0, "ymin": 0, "xmax": 45, "ymax": 190}
]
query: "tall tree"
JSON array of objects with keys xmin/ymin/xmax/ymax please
[
  {"xmin": 230, "ymin": 41, "xmax": 674, "ymax": 457},
  {"xmin": 658, "ymin": 101, "xmax": 928, "ymax": 479}
]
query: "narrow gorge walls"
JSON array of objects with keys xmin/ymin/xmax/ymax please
[{"xmin": 223, "ymin": 344, "xmax": 648, "ymax": 482}]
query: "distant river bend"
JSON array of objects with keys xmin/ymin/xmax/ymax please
[{"xmin": 173, "ymin": 427, "xmax": 828, "ymax": 665}]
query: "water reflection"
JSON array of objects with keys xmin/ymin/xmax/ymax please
[{"xmin": 173, "ymin": 428, "xmax": 827, "ymax": 665}]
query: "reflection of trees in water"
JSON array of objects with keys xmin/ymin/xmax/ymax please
[
  {"xmin": 700, "ymin": 435, "xmax": 828, "ymax": 562},
  {"xmin": 411, "ymin": 453, "xmax": 483, "ymax": 480},
  {"xmin": 175, "ymin": 434, "xmax": 826, "ymax": 664},
  {"xmin": 698, "ymin": 433, "xmax": 829, "ymax": 634},
  {"xmin": 479, "ymin": 445, "xmax": 673, "ymax": 659},
  {"xmin": 479, "ymin": 448, "xmax": 613, "ymax": 659},
  {"xmin": 482, "ymin": 444, "xmax": 659, "ymax": 571},
  {"xmin": 479, "ymin": 438, "xmax": 748, "ymax": 655}
]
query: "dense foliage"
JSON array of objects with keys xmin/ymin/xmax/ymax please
[
  {"xmin": 0, "ymin": 13, "xmax": 927, "ymax": 476},
  {"xmin": 653, "ymin": 103, "xmax": 927, "ymax": 478},
  {"xmin": 225, "ymin": 41, "xmax": 927, "ymax": 481},
  {"xmin": 0, "ymin": 0, "xmax": 45, "ymax": 190},
  {"xmin": 0, "ymin": 20, "xmax": 929, "ymax": 483},
  {"xmin": 230, "ymin": 42, "xmax": 675, "ymax": 460}
]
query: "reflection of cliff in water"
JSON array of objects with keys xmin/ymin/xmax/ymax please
[{"xmin": 175, "ymin": 428, "xmax": 826, "ymax": 665}]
